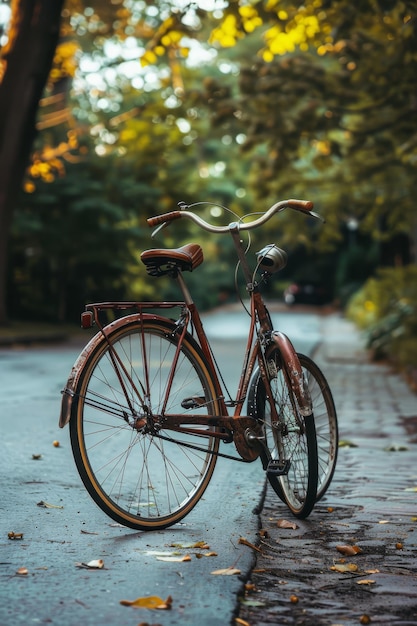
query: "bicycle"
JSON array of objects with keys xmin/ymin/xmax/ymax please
[{"xmin": 59, "ymin": 198, "xmax": 338, "ymax": 531}]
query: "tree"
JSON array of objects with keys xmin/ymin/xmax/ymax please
[
  {"xmin": 0, "ymin": 0, "xmax": 65, "ymax": 323},
  {"xmin": 3, "ymin": 1, "xmax": 417, "ymax": 323},
  {"xmin": 140, "ymin": 1, "xmax": 417, "ymax": 254}
]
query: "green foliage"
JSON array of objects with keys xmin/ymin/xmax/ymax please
[
  {"xmin": 346, "ymin": 266, "xmax": 417, "ymax": 369},
  {"xmin": 5, "ymin": 0, "xmax": 417, "ymax": 323}
]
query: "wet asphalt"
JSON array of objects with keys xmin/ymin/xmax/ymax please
[
  {"xmin": 237, "ymin": 313, "xmax": 417, "ymax": 626},
  {"xmin": 1, "ymin": 311, "xmax": 416, "ymax": 625}
]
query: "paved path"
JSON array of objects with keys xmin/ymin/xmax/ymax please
[{"xmin": 238, "ymin": 313, "xmax": 417, "ymax": 626}]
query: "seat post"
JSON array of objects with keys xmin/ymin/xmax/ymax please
[{"xmin": 175, "ymin": 271, "xmax": 194, "ymax": 306}]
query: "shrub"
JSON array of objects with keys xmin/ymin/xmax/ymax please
[{"xmin": 346, "ymin": 266, "xmax": 417, "ymax": 369}]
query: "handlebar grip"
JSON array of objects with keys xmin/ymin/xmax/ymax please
[
  {"xmin": 147, "ymin": 211, "xmax": 182, "ymax": 227},
  {"xmin": 287, "ymin": 199, "xmax": 314, "ymax": 211}
]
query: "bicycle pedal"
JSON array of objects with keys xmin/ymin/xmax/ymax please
[
  {"xmin": 266, "ymin": 459, "xmax": 291, "ymax": 476},
  {"xmin": 181, "ymin": 396, "xmax": 206, "ymax": 409}
]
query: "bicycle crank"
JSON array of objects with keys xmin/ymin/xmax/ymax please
[{"xmin": 232, "ymin": 419, "xmax": 264, "ymax": 462}]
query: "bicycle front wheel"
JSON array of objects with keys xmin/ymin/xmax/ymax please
[
  {"xmin": 69, "ymin": 318, "xmax": 220, "ymax": 531},
  {"xmin": 251, "ymin": 347, "xmax": 318, "ymax": 518},
  {"xmin": 298, "ymin": 354, "xmax": 338, "ymax": 501}
]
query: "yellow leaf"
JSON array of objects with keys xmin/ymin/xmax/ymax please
[
  {"xmin": 330, "ymin": 563, "xmax": 358, "ymax": 573},
  {"xmin": 338, "ymin": 439, "xmax": 358, "ymax": 448},
  {"xmin": 75, "ymin": 559, "xmax": 104, "ymax": 569},
  {"xmin": 276, "ymin": 519, "xmax": 299, "ymax": 529},
  {"xmin": 211, "ymin": 567, "xmax": 241, "ymax": 576},
  {"xmin": 16, "ymin": 567, "xmax": 28, "ymax": 576},
  {"xmin": 8, "ymin": 532, "xmax": 24, "ymax": 540},
  {"xmin": 195, "ymin": 552, "xmax": 218, "ymax": 558},
  {"xmin": 336, "ymin": 545, "xmax": 362, "ymax": 556},
  {"xmin": 120, "ymin": 595, "xmax": 172, "ymax": 610},
  {"xmin": 156, "ymin": 554, "xmax": 192, "ymax": 562},
  {"xmin": 239, "ymin": 537, "xmax": 262, "ymax": 552},
  {"xmin": 36, "ymin": 500, "xmax": 64, "ymax": 509},
  {"xmin": 357, "ymin": 579, "xmax": 375, "ymax": 585}
]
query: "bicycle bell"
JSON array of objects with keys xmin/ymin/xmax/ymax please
[{"xmin": 256, "ymin": 244, "xmax": 287, "ymax": 274}]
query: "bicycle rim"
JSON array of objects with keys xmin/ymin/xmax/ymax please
[
  {"xmin": 70, "ymin": 318, "xmax": 219, "ymax": 530},
  {"xmin": 298, "ymin": 354, "xmax": 338, "ymax": 501},
  {"xmin": 253, "ymin": 348, "xmax": 318, "ymax": 518}
]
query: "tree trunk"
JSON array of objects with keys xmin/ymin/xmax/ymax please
[{"xmin": 0, "ymin": 0, "xmax": 64, "ymax": 324}]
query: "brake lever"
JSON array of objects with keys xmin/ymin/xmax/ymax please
[
  {"xmin": 291, "ymin": 205, "xmax": 325, "ymax": 223},
  {"xmin": 151, "ymin": 221, "xmax": 169, "ymax": 239},
  {"xmin": 310, "ymin": 210, "xmax": 325, "ymax": 223}
]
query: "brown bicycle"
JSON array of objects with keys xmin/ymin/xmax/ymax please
[{"xmin": 59, "ymin": 199, "xmax": 338, "ymax": 530}]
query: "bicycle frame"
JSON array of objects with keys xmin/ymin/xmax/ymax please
[{"xmin": 60, "ymin": 222, "xmax": 312, "ymax": 464}]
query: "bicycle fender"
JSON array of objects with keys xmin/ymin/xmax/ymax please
[
  {"xmin": 271, "ymin": 331, "xmax": 313, "ymax": 417},
  {"xmin": 59, "ymin": 313, "xmax": 171, "ymax": 428}
]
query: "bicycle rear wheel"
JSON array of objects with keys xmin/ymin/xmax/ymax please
[
  {"xmin": 69, "ymin": 317, "xmax": 220, "ymax": 530},
  {"xmin": 249, "ymin": 347, "xmax": 318, "ymax": 518}
]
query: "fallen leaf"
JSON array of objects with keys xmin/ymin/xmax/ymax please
[
  {"xmin": 239, "ymin": 599, "xmax": 265, "ymax": 608},
  {"xmin": 330, "ymin": 563, "xmax": 358, "ymax": 573},
  {"xmin": 338, "ymin": 439, "xmax": 358, "ymax": 448},
  {"xmin": 80, "ymin": 530, "xmax": 99, "ymax": 535},
  {"xmin": 156, "ymin": 554, "xmax": 192, "ymax": 562},
  {"xmin": 52, "ymin": 440, "xmax": 60, "ymax": 447},
  {"xmin": 360, "ymin": 615, "xmax": 371, "ymax": 624},
  {"xmin": 37, "ymin": 501, "xmax": 64, "ymax": 509},
  {"xmin": 195, "ymin": 551, "xmax": 217, "ymax": 558},
  {"xmin": 211, "ymin": 567, "xmax": 241, "ymax": 576},
  {"xmin": 120, "ymin": 595, "xmax": 172, "ymax": 610},
  {"xmin": 290, "ymin": 595, "xmax": 299, "ymax": 603},
  {"xmin": 239, "ymin": 537, "xmax": 262, "ymax": 553},
  {"xmin": 336, "ymin": 545, "xmax": 362, "ymax": 556},
  {"xmin": 384, "ymin": 443, "xmax": 408, "ymax": 451},
  {"xmin": 8, "ymin": 532, "xmax": 24, "ymax": 540},
  {"xmin": 16, "ymin": 567, "xmax": 28, "ymax": 576},
  {"xmin": 32, "ymin": 454, "xmax": 42, "ymax": 460},
  {"xmin": 276, "ymin": 519, "xmax": 299, "ymax": 530},
  {"xmin": 75, "ymin": 559, "xmax": 104, "ymax": 569},
  {"xmin": 395, "ymin": 542, "xmax": 403, "ymax": 550},
  {"xmin": 357, "ymin": 579, "xmax": 375, "ymax": 585},
  {"xmin": 378, "ymin": 520, "xmax": 390, "ymax": 524},
  {"xmin": 365, "ymin": 569, "xmax": 380, "ymax": 574},
  {"xmin": 404, "ymin": 486, "xmax": 417, "ymax": 492},
  {"xmin": 235, "ymin": 618, "xmax": 251, "ymax": 626}
]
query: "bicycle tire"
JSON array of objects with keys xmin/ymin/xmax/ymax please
[
  {"xmin": 69, "ymin": 317, "xmax": 220, "ymax": 530},
  {"xmin": 249, "ymin": 347, "xmax": 318, "ymax": 518},
  {"xmin": 248, "ymin": 353, "xmax": 338, "ymax": 503},
  {"xmin": 298, "ymin": 354, "xmax": 338, "ymax": 501}
]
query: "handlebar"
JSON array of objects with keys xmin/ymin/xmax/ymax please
[{"xmin": 147, "ymin": 198, "xmax": 323, "ymax": 237}]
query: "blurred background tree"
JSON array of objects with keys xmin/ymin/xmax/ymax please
[{"xmin": 0, "ymin": 0, "xmax": 416, "ymax": 333}]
